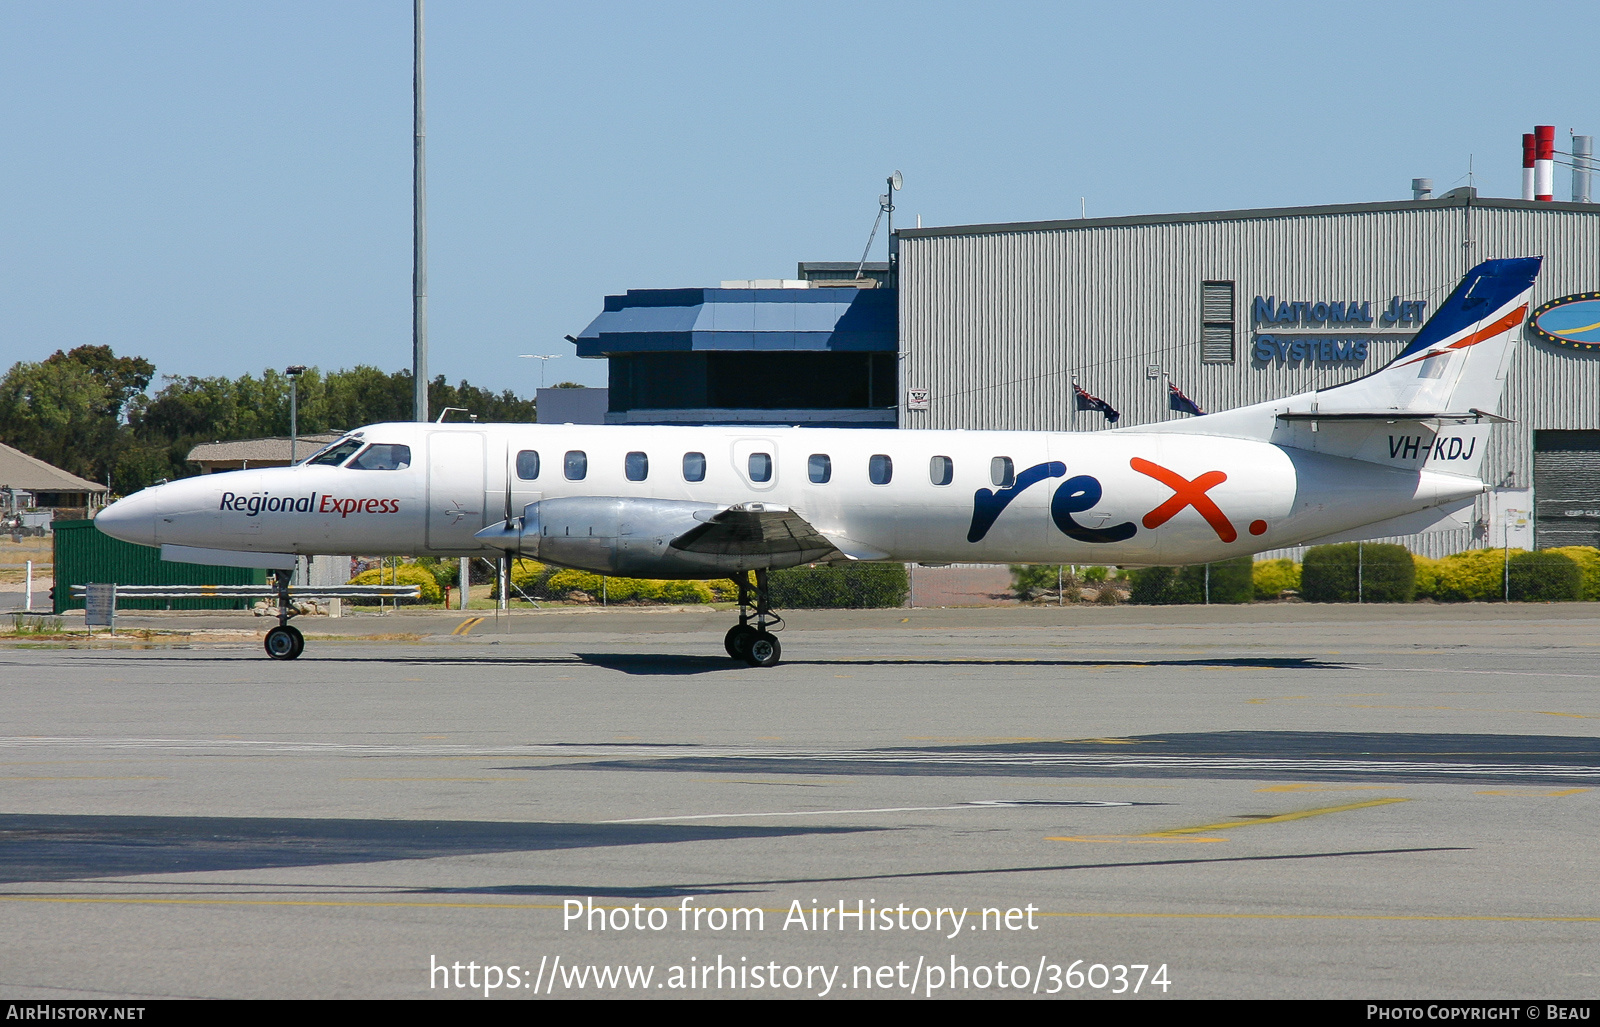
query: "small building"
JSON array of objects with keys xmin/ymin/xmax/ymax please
[
  {"xmin": 536, "ymin": 387, "xmax": 608, "ymax": 425},
  {"xmin": 187, "ymin": 434, "xmax": 343, "ymax": 474},
  {"xmin": 0, "ymin": 441, "xmax": 109, "ymax": 518},
  {"xmin": 571, "ymin": 262, "xmax": 897, "ymax": 427}
]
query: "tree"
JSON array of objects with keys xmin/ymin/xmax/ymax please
[
  {"xmin": 2, "ymin": 351, "xmax": 537, "ymax": 493},
  {"xmin": 0, "ymin": 346, "xmax": 153, "ymax": 484}
]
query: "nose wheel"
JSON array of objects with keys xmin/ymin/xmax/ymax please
[
  {"xmin": 726, "ymin": 570, "xmax": 783, "ymax": 668},
  {"xmin": 264, "ymin": 624, "xmax": 304, "ymax": 660},
  {"xmin": 263, "ymin": 568, "xmax": 305, "ymax": 660}
]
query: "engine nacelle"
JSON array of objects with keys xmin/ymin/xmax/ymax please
[{"xmin": 510, "ymin": 497, "xmax": 739, "ymax": 578}]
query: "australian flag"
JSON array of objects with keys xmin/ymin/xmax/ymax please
[
  {"xmin": 1167, "ymin": 381, "xmax": 1205, "ymax": 415},
  {"xmin": 1073, "ymin": 383, "xmax": 1120, "ymax": 423}
]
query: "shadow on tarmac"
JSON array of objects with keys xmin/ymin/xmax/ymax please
[
  {"xmin": 6, "ymin": 652, "xmax": 1350, "ymax": 675},
  {"xmin": 518, "ymin": 731, "xmax": 1600, "ymax": 786},
  {"xmin": 0, "ymin": 813, "xmax": 877, "ymax": 884},
  {"xmin": 572, "ymin": 654, "xmax": 1346, "ymax": 676}
]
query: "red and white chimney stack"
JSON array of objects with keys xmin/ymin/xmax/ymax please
[
  {"xmin": 1535, "ymin": 125, "xmax": 1556, "ymax": 201},
  {"xmin": 1522, "ymin": 132, "xmax": 1537, "ymax": 200}
]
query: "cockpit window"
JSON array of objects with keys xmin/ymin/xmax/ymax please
[
  {"xmin": 346, "ymin": 443, "xmax": 412, "ymax": 471},
  {"xmin": 306, "ymin": 438, "xmax": 365, "ymax": 466}
]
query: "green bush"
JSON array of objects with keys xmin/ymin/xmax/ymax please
[
  {"xmin": 1252, "ymin": 558, "xmax": 1300, "ymax": 599},
  {"xmin": 1081, "ymin": 566, "xmax": 1110, "ymax": 583},
  {"xmin": 1542, "ymin": 547, "xmax": 1600, "ymax": 600},
  {"xmin": 348, "ymin": 563, "xmax": 442, "ymax": 604},
  {"xmin": 1127, "ymin": 558, "xmax": 1252, "ymax": 604},
  {"xmin": 1188, "ymin": 557, "xmax": 1254, "ymax": 603},
  {"xmin": 602, "ymin": 577, "xmax": 661, "ymax": 602},
  {"xmin": 657, "ymin": 580, "xmax": 715, "ymax": 604},
  {"xmin": 509, "ymin": 559, "xmax": 547, "ymax": 594},
  {"xmin": 1431, "ymin": 549, "xmax": 1521, "ymax": 602},
  {"xmin": 768, "ymin": 563, "xmax": 909, "ymax": 608},
  {"xmin": 1008, "ymin": 564, "xmax": 1069, "ymax": 600},
  {"xmin": 1128, "ymin": 566, "xmax": 1179, "ymax": 604},
  {"xmin": 545, "ymin": 568, "xmax": 604, "ymax": 597},
  {"xmin": 1508, "ymin": 550, "xmax": 1582, "ymax": 602},
  {"xmin": 1301, "ymin": 543, "xmax": 1415, "ymax": 602},
  {"xmin": 414, "ymin": 556, "xmax": 457, "ymax": 589},
  {"xmin": 1413, "ymin": 555, "xmax": 1443, "ymax": 599}
]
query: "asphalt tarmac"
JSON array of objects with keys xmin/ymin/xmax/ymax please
[{"xmin": 2, "ymin": 603, "xmax": 1598, "ymax": 1000}]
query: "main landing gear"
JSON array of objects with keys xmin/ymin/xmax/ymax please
[
  {"xmin": 263, "ymin": 568, "xmax": 304, "ymax": 661},
  {"xmin": 723, "ymin": 569, "xmax": 782, "ymax": 668}
]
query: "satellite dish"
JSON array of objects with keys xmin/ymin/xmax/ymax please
[{"xmin": 890, "ymin": 170, "xmax": 903, "ymax": 191}]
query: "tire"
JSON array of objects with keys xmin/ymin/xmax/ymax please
[
  {"xmin": 724, "ymin": 624, "xmax": 757, "ymax": 660},
  {"xmin": 744, "ymin": 631, "xmax": 781, "ymax": 668},
  {"xmin": 265, "ymin": 625, "xmax": 303, "ymax": 660}
]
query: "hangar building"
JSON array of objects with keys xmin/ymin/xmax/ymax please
[{"xmin": 894, "ymin": 191, "xmax": 1600, "ymax": 555}]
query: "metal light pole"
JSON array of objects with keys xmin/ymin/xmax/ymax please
[
  {"xmin": 412, "ymin": 0, "xmax": 429, "ymax": 423},
  {"xmin": 518, "ymin": 354, "xmax": 558, "ymax": 389},
  {"xmin": 285, "ymin": 365, "xmax": 306, "ymax": 462},
  {"xmin": 885, "ymin": 170, "xmax": 902, "ymax": 287}
]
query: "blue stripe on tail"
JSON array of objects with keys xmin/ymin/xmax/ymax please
[{"xmin": 1392, "ymin": 257, "xmax": 1542, "ymax": 361}]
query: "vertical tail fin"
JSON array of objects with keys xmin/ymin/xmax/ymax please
[{"xmin": 1319, "ymin": 256, "xmax": 1541, "ymax": 416}]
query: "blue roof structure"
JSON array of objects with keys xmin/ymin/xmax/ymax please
[{"xmin": 572, "ymin": 286, "xmax": 896, "ymax": 356}]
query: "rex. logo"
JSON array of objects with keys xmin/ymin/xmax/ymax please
[{"xmin": 966, "ymin": 458, "xmax": 1256, "ymax": 545}]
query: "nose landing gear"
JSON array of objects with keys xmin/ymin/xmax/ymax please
[
  {"xmin": 724, "ymin": 569, "xmax": 782, "ymax": 668},
  {"xmin": 264, "ymin": 569, "xmax": 304, "ymax": 660}
]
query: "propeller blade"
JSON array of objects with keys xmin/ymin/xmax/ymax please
[{"xmin": 505, "ymin": 443, "xmax": 514, "ymax": 522}]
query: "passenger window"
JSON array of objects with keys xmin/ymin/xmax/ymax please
[
  {"xmin": 564, "ymin": 450, "xmax": 587, "ymax": 481},
  {"xmin": 307, "ymin": 438, "xmax": 364, "ymax": 466},
  {"xmin": 869, "ymin": 454, "xmax": 893, "ymax": 485},
  {"xmin": 347, "ymin": 443, "xmax": 412, "ymax": 471},
  {"xmin": 748, "ymin": 452, "xmax": 773, "ymax": 483},
  {"xmin": 808, "ymin": 454, "xmax": 831, "ymax": 484},
  {"xmin": 929, "ymin": 455, "xmax": 953, "ymax": 486},
  {"xmin": 683, "ymin": 451, "xmax": 706, "ymax": 482},
  {"xmin": 515, "ymin": 450, "xmax": 540, "ymax": 480},
  {"xmin": 625, "ymin": 451, "xmax": 648, "ymax": 482},
  {"xmin": 991, "ymin": 456, "xmax": 1015, "ymax": 488}
]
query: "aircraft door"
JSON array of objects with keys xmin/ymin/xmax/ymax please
[{"xmin": 427, "ymin": 432, "xmax": 487, "ymax": 551}]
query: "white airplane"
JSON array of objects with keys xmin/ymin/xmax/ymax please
[{"xmin": 96, "ymin": 257, "xmax": 1541, "ymax": 666}]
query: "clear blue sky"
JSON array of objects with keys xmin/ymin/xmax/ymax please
[{"xmin": 1, "ymin": 0, "xmax": 1594, "ymax": 393}]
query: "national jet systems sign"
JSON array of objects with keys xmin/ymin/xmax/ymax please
[{"xmin": 1250, "ymin": 294, "xmax": 1426, "ymax": 368}]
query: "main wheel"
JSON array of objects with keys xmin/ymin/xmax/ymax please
[
  {"xmin": 265, "ymin": 625, "xmax": 304, "ymax": 660},
  {"xmin": 744, "ymin": 630, "xmax": 781, "ymax": 668},
  {"xmin": 724, "ymin": 624, "xmax": 757, "ymax": 660}
]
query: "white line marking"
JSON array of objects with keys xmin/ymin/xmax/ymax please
[{"xmin": 602, "ymin": 800, "xmax": 1133, "ymax": 824}]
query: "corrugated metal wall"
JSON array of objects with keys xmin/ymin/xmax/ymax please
[
  {"xmin": 53, "ymin": 520, "xmax": 267, "ymax": 612},
  {"xmin": 898, "ymin": 199, "xmax": 1600, "ymax": 558}
]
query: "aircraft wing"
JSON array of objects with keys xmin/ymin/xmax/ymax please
[{"xmin": 669, "ymin": 503, "xmax": 881, "ymax": 562}]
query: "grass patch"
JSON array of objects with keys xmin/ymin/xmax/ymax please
[{"xmin": 6, "ymin": 614, "xmax": 64, "ymax": 636}]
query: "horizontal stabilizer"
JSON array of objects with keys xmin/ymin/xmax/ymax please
[{"xmin": 1275, "ymin": 409, "xmax": 1513, "ymax": 425}]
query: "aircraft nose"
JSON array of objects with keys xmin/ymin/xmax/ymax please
[{"xmin": 95, "ymin": 489, "xmax": 160, "ymax": 547}]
